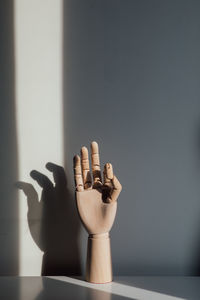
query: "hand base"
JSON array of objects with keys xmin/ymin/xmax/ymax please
[{"xmin": 86, "ymin": 233, "xmax": 112, "ymax": 284}]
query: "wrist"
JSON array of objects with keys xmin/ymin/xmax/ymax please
[
  {"xmin": 86, "ymin": 232, "xmax": 112, "ymax": 283},
  {"xmin": 88, "ymin": 232, "xmax": 109, "ymax": 239}
]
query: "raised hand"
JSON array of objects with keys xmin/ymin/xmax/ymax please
[{"xmin": 73, "ymin": 141, "xmax": 122, "ymax": 283}]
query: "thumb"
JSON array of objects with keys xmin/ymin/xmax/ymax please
[{"xmin": 111, "ymin": 175, "xmax": 122, "ymax": 202}]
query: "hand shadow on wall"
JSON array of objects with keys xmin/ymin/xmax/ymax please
[{"xmin": 16, "ymin": 162, "xmax": 81, "ymax": 276}]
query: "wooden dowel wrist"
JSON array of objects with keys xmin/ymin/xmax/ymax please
[
  {"xmin": 86, "ymin": 232, "xmax": 113, "ymax": 283},
  {"xmin": 88, "ymin": 232, "xmax": 109, "ymax": 239}
]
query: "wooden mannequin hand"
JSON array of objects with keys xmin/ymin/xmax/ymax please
[
  {"xmin": 73, "ymin": 141, "xmax": 122, "ymax": 283},
  {"xmin": 73, "ymin": 141, "xmax": 122, "ymax": 235}
]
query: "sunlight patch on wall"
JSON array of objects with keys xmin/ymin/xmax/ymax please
[{"xmin": 14, "ymin": 0, "xmax": 63, "ymax": 275}]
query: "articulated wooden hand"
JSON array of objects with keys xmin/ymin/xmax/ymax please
[{"xmin": 73, "ymin": 141, "xmax": 122, "ymax": 283}]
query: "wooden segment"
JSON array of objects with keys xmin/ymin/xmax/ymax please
[
  {"xmin": 103, "ymin": 163, "xmax": 122, "ymax": 203},
  {"xmin": 73, "ymin": 155, "xmax": 84, "ymax": 191},
  {"xmin": 81, "ymin": 146, "xmax": 92, "ymax": 189},
  {"xmin": 103, "ymin": 163, "xmax": 113, "ymax": 186},
  {"xmin": 106, "ymin": 163, "xmax": 113, "ymax": 179},
  {"xmin": 86, "ymin": 233, "xmax": 112, "ymax": 283},
  {"xmin": 91, "ymin": 141, "xmax": 102, "ymax": 183},
  {"xmin": 104, "ymin": 165, "xmax": 111, "ymax": 187},
  {"xmin": 111, "ymin": 175, "xmax": 122, "ymax": 202},
  {"xmin": 103, "ymin": 163, "xmax": 112, "ymax": 203}
]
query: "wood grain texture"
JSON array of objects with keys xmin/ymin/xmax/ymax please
[
  {"xmin": 86, "ymin": 233, "xmax": 112, "ymax": 283},
  {"xmin": 76, "ymin": 190, "xmax": 117, "ymax": 234},
  {"xmin": 74, "ymin": 142, "xmax": 122, "ymax": 283}
]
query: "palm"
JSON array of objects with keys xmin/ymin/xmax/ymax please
[
  {"xmin": 76, "ymin": 189, "xmax": 117, "ymax": 234},
  {"xmin": 74, "ymin": 142, "xmax": 122, "ymax": 235}
]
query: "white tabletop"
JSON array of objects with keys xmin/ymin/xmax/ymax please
[{"xmin": 1, "ymin": 276, "xmax": 200, "ymax": 300}]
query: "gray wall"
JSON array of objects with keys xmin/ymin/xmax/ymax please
[
  {"xmin": 0, "ymin": 0, "xmax": 200, "ymax": 277},
  {"xmin": 63, "ymin": 0, "xmax": 200, "ymax": 275}
]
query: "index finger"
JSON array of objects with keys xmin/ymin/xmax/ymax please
[{"xmin": 73, "ymin": 155, "xmax": 84, "ymax": 191}]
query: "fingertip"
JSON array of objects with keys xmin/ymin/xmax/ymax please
[
  {"xmin": 91, "ymin": 141, "xmax": 99, "ymax": 153},
  {"xmin": 106, "ymin": 163, "xmax": 113, "ymax": 179},
  {"xmin": 73, "ymin": 155, "xmax": 81, "ymax": 164},
  {"xmin": 81, "ymin": 146, "xmax": 88, "ymax": 157},
  {"xmin": 106, "ymin": 162, "xmax": 112, "ymax": 168}
]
